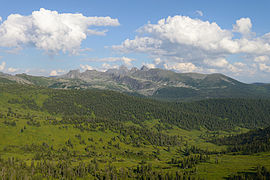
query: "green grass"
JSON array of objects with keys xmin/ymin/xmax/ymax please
[
  {"xmin": 1, "ymin": 83, "xmax": 270, "ymax": 179},
  {"xmin": 2, "ymin": 112, "xmax": 269, "ymax": 179},
  {"xmin": 195, "ymin": 153, "xmax": 270, "ymax": 179}
]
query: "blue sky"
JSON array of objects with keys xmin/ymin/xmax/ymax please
[{"xmin": 0, "ymin": 0, "xmax": 270, "ymax": 83}]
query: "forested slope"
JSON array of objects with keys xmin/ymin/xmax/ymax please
[
  {"xmin": 212, "ymin": 126, "xmax": 270, "ymax": 154},
  {"xmin": 1, "ymin": 83, "xmax": 270, "ymax": 131},
  {"xmin": 1, "ymin": 82, "xmax": 270, "ymax": 179}
]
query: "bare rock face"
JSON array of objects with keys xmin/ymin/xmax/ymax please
[
  {"xmin": 130, "ymin": 67, "xmax": 139, "ymax": 74},
  {"xmin": 140, "ymin": 65, "xmax": 149, "ymax": 71},
  {"xmin": 61, "ymin": 69, "xmax": 81, "ymax": 79},
  {"xmin": 0, "ymin": 73, "xmax": 33, "ymax": 84}
]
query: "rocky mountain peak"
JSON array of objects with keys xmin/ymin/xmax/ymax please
[
  {"xmin": 140, "ymin": 65, "xmax": 149, "ymax": 71},
  {"xmin": 130, "ymin": 67, "xmax": 139, "ymax": 73},
  {"xmin": 64, "ymin": 69, "xmax": 80, "ymax": 79}
]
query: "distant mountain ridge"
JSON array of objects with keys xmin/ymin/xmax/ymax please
[{"xmin": 1, "ymin": 67, "xmax": 270, "ymax": 101}]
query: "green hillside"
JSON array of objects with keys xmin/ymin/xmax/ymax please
[
  {"xmin": 212, "ymin": 126, "xmax": 270, "ymax": 154},
  {"xmin": 153, "ymin": 83, "xmax": 270, "ymax": 101},
  {"xmin": 1, "ymin": 82, "xmax": 270, "ymax": 179},
  {"xmin": 2, "ymin": 68, "xmax": 270, "ymax": 101},
  {"xmin": 15, "ymin": 74, "xmax": 56, "ymax": 86}
]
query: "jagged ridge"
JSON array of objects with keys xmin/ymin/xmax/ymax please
[{"xmin": 1, "ymin": 66, "xmax": 270, "ymax": 101}]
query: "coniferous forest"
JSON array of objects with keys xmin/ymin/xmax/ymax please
[{"xmin": 1, "ymin": 82, "xmax": 270, "ymax": 179}]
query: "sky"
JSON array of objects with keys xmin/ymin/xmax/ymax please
[{"xmin": 0, "ymin": 0, "xmax": 270, "ymax": 83}]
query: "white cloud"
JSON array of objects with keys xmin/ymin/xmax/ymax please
[
  {"xmin": 7, "ymin": 67, "xmax": 19, "ymax": 73},
  {"xmin": 234, "ymin": 62, "xmax": 245, "ymax": 68},
  {"xmin": 121, "ymin": 57, "xmax": 133, "ymax": 66},
  {"xmin": 254, "ymin": 55, "xmax": 269, "ymax": 63},
  {"xmin": 204, "ymin": 58, "xmax": 229, "ymax": 68},
  {"xmin": 113, "ymin": 36, "xmax": 163, "ymax": 55},
  {"xmin": 227, "ymin": 64, "xmax": 240, "ymax": 73},
  {"xmin": 114, "ymin": 15, "xmax": 241, "ymax": 59},
  {"xmin": 164, "ymin": 62, "xmax": 199, "ymax": 73},
  {"xmin": 143, "ymin": 63, "xmax": 156, "ymax": 69},
  {"xmin": 154, "ymin": 58, "xmax": 162, "ymax": 65},
  {"xmin": 259, "ymin": 63, "xmax": 270, "ymax": 72},
  {"xmin": 233, "ymin": 18, "xmax": 252, "ymax": 36},
  {"xmin": 102, "ymin": 63, "xmax": 111, "ymax": 69},
  {"xmin": 101, "ymin": 63, "xmax": 119, "ymax": 71},
  {"xmin": 203, "ymin": 58, "xmax": 245, "ymax": 73},
  {"xmin": 49, "ymin": 69, "xmax": 65, "ymax": 76},
  {"xmin": 83, "ymin": 56, "xmax": 135, "ymax": 66},
  {"xmin": 138, "ymin": 15, "xmax": 235, "ymax": 52},
  {"xmin": 196, "ymin": 10, "xmax": 203, "ymax": 17},
  {"xmin": 0, "ymin": 61, "xmax": 6, "ymax": 71},
  {"xmin": 0, "ymin": 8, "xmax": 120, "ymax": 54},
  {"xmin": 50, "ymin": 70, "xmax": 58, "ymax": 76},
  {"xmin": 80, "ymin": 64, "xmax": 94, "ymax": 71},
  {"xmin": 0, "ymin": 17, "xmax": 2, "ymax": 22},
  {"xmin": 86, "ymin": 29, "xmax": 108, "ymax": 36},
  {"xmin": 113, "ymin": 15, "xmax": 270, "ymax": 77}
]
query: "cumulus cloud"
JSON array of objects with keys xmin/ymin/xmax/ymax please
[
  {"xmin": 101, "ymin": 63, "xmax": 119, "ymax": 70},
  {"xmin": 0, "ymin": 61, "xmax": 6, "ymax": 71},
  {"xmin": 137, "ymin": 15, "xmax": 237, "ymax": 53},
  {"xmin": 233, "ymin": 18, "xmax": 252, "ymax": 36},
  {"xmin": 7, "ymin": 67, "xmax": 19, "ymax": 73},
  {"xmin": 259, "ymin": 63, "xmax": 270, "ymax": 72},
  {"xmin": 0, "ymin": 8, "xmax": 120, "ymax": 54},
  {"xmin": 114, "ymin": 15, "xmax": 241, "ymax": 61},
  {"xmin": 49, "ymin": 69, "xmax": 65, "ymax": 76},
  {"xmin": 164, "ymin": 62, "xmax": 199, "ymax": 72},
  {"xmin": 196, "ymin": 10, "xmax": 203, "ymax": 17},
  {"xmin": 154, "ymin": 58, "xmax": 162, "ymax": 65},
  {"xmin": 83, "ymin": 56, "xmax": 135, "ymax": 66},
  {"xmin": 80, "ymin": 64, "xmax": 94, "ymax": 71},
  {"xmin": 49, "ymin": 70, "xmax": 58, "ymax": 76},
  {"xmin": 114, "ymin": 36, "xmax": 163, "ymax": 54},
  {"xmin": 121, "ymin": 57, "xmax": 134, "ymax": 66},
  {"xmin": 254, "ymin": 55, "xmax": 269, "ymax": 63},
  {"xmin": 113, "ymin": 15, "xmax": 270, "ymax": 77},
  {"xmin": 204, "ymin": 58, "xmax": 229, "ymax": 68},
  {"xmin": 234, "ymin": 62, "xmax": 245, "ymax": 67},
  {"xmin": 0, "ymin": 17, "xmax": 2, "ymax": 22},
  {"xmin": 143, "ymin": 63, "xmax": 156, "ymax": 69}
]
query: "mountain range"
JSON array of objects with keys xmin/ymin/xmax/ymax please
[
  {"xmin": 1, "ymin": 67, "xmax": 270, "ymax": 179},
  {"xmin": 1, "ymin": 66, "xmax": 270, "ymax": 101}
]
